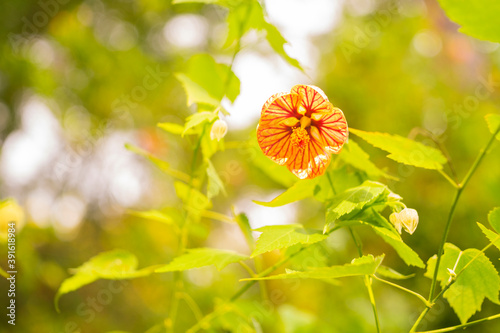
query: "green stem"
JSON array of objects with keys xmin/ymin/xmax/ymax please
[
  {"xmin": 416, "ymin": 313, "xmax": 500, "ymax": 333},
  {"xmin": 437, "ymin": 169, "xmax": 459, "ymax": 189},
  {"xmin": 372, "ymin": 275, "xmax": 430, "ymax": 306},
  {"xmin": 348, "ymin": 228, "xmax": 381, "ymax": 333},
  {"xmin": 411, "ymin": 127, "xmax": 500, "ymax": 332}
]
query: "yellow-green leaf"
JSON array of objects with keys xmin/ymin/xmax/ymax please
[
  {"xmin": 485, "ymin": 114, "xmax": 500, "ymax": 140},
  {"xmin": 350, "ymin": 128, "xmax": 447, "ymax": 170},
  {"xmin": 241, "ymin": 255, "xmax": 384, "ymax": 281},
  {"xmin": 251, "ymin": 224, "xmax": 328, "ymax": 258},
  {"xmin": 155, "ymin": 248, "xmax": 248, "ymax": 272},
  {"xmin": 254, "ymin": 178, "xmax": 319, "ymax": 207}
]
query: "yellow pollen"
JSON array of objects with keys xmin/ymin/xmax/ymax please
[{"xmin": 290, "ymin": 127, "xmax": 310, "ymax": 149}]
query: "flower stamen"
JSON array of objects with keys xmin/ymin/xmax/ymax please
[{"xmin": 290, "ymin": 127, "xmax": 310, "ymax": 149}]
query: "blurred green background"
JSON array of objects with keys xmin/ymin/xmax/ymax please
[{"xmin": 1, "ymin": 0, "xmax": 500, "ymax": 332}]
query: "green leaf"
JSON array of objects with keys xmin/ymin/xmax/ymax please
[
  {"xmin": 206, "ymin": 159, "xmax": 227, "ymax": 199},
  {"xmin": 175, "ymin": 73, "xmax": 220, "ymax": 106},
  {"xmin": 127, "ymin": 208, "xmax": 181, "ymax": 228},
  {"xmin": 235, "ymin": 212, "xmax": 255, "ymax": 250},
  {"xmin": 263, "ymin": 22, "xmax": 303, "ymax": 71},
  {"xmin": 176, "ymin": 54, "xmax": 240, "ymax": 106},
  {"xmin": 241, "ymin": 254, "xmax": 384, "ymax": 281},
  {"xmin": 125, "ymin": 144, "xmax": 190, "ymax": 182},
  {"xmin": 477, "ymin": 223, "xmax": 500, "ymax": 252},
  {"xmin": 340, "ymin": 140, "xmax": 397, "ymax": 180},
  {"xmin": 254, "ymin": 178, "xmax": 319, "ymax": 207},
  {"xmin": 251, "ymin": 224, "xmax": 328, "ymax": 258},
  {"xmin": 155, "ymin": 248, "xmax": 248, "ymax": 272},
  {"xmin": 437, "ymin": 0, "xmax": 500, "ymax": 43},
  {"xmin": 425, "ymin": 243, "xmax": 500, "ymax": 323},
  {"xmin": 485, "ymin": 114, "xmax": 500, "ymax": 140},
  {"xmin": 489, "ymin": 207, "xmax": 500, "ymax": 233},
  {"xmin": 350, "ymin": 128, "xmax": 447, "ymax": 170},
  {"xmin": 224, "ymin": 1, "xmax": 302, "ymax": 71},
  {"xmin": 376, "ymin": 265, "xmax": 415, "ymax": 280},
  {"xmin": 325, "ymin": 181, "xmax": 388, "ymax": 227},
  {"xmin": 249, "ymin": 138, "xmax": 297, "ymax": 187},
  {"xmin": 183, "ymin": 111, "xmax": 217, "ymax": 136},
  {"xmin": 174, "ymin": 181, "xmax": 212, "ymax": 215},
  {"xmin": 358, "ymin": 210, "xmax": 424, "ymax": 268},
  {"xmin": 157, "ymin": 122, "xmax": 194, "ymax": 136},
  {"xmin": 55, "ymin": 250, "xmax": 156, "ymax": 311}
]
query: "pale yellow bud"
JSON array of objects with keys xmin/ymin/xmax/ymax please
[
  {"xmin": 389, "ymin": 208, "xmax": 419, "ymax": 235},
  {"xmin": 210, "ymin": 119, "xmax": 227, "ymax": 141}
]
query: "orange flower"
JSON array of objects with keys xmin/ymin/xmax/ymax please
[{"xmin": 257, "ymin": 85, "xmax": 348, "ymax": 179}]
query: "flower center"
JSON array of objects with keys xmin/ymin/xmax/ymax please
[{"xmin": 290, "ymin": 127, "xmax": 310, "ymax": 149}]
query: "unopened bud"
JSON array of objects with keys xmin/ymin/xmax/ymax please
[
  {"xmin": 389, "ymin": 208, "xmax": 419, "ymax": 235},
  {"xmin": 210, "ymin": 119, "xmax": 227, "ymax": 141}
]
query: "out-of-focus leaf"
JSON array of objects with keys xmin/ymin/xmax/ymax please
[
  {"xmin": 183, "ymin": 111, "xmax": 217, "ymax": 136},
  {"xmin": 0, "ymin": 266, "xmax": 8, "ymax": 278},
  {"xmin": 174, "ymin": 181, "xmax": 212, "ymax": 215},
  {"xmin": 157, "ymin": 122, "xmax": 194, "ymax": 136},
  {"xmin": 313, "ymin": 166, "xmax": 364, "ymax": 203},
  {"xmin": 241, "ymin": 255, "xmax": 384, "ymax": 281},
  {"xmin": 325, "ymin": 181, "xmax": 388, "ymax": 227},
  {"xmin": 350, "ymin": 128, "xmax": 447, "ymax": 170},
  {"xmin": 425, "ymin": 243, "xmax": 500, "ymax": 323},
  {"xmin": 224, "ymin": 1, "xmax": 302, "ymax": 71},
  {"xmin": 489, "ymin": 207, "xmax": 500, "ymax": 233},
  {"xmin": 155, "ymin": 248, "xmax": 248, "ymax": 272},
  {"xmin": 235, "ymin": 212, "xmax": 254, "ymax": 250},
  {"xmin": 340, "ymin": 140, "xmax": 397, "ymax": 180},
  {"xmin": 376, "ymin": 265, "xmax": 415, "ymax": 280},
  {"xmin": 127, "ymin": 209, "xmax": 181, "ymax": 229},
  {"xmin": 254, "ymin": 178, "xmax": 319, "ymax": 207},
  {"xmin": 249, "ymin": 138, "xmax": 297, "ymax": 187},
  {"xmin": 477, "ymin": 223, "xmax": 500, "ymax": 252},
  {"xmin": 55, "ymin": 250, "xmax": 156, "ymax": 311},
  {"xmin": 125, "ymin": 144, "xmax": 190, "ymax": 182},
  {"xmin": 177, "ymin": 54, "xmax": 240, "ymax": 106},
  {"xmin": 206, "ymin": 159, "xmax": 227, "ymax": 199},
  {"xmin": 485, "ymin": 114, "xmax": 500, "ymax": 140},
  {"xmin": 251, "ymin": 224, "xmax": 328, "ymax": 258},
  {"xmin": 175, "ymin": 73, "xmax": 220, "ymax": 106},
  {"xmin": 437, "ymin": 0, "xmax": 500, "ymax": 43}
]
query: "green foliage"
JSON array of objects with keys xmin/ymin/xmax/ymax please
[
  {"xmin": 223, "ymin": 0, "xmax": 303, "ymax": 70},
  {"xmin": 206, "ymin": 159, "xmax": 227, "ymax": 199},
  {"xmin": 127, "ymin": 209, "xmax": 180, "ymax": 227},
  {"xmin": 477, "ymin": 223, "xmax": 500, "ymax": 252},
  {"xmin": 437, "ymin": 0, "xmax": 500, "ymax": 42},
  {"xmin": 485, "ymin": 114, "xmax": 500, "ymax": 140},
  {"xmin": 182, "ymin": 111, "xmax": 217, "ymax": 136},
  {"xmin": 174, "ymin": 181, "xmax": 212, "ymax": 216},
  {"xmin": 55, "ymin": 250, "xmax": 156, "ymax": 311},
  {"xmin": 155, "ymin": 248, "xmax": 248, "ymax": 272},
  {"xmin": 176, "ymin": 53, "xmax": 240, "ymax": 106},
  {"xmin": 235, "ymin": 212, "xmax": 255, "ymax": 250},
  {"xmin": 425, "ymin": 243, "xmax": 500, "ymax": 323},
  {"xmin": 325, "ymin": 180, "xmax": 388, "ymax": 228},
  {"xmin": 376, "ymin": 266, "xmax": 415, "ymax": 280},
  {"xmin": 251, "ymin": 224, "xmax": 328, "ymax": 258},
  {"xmin": 350, "ymin": 128, "xmax": 447, "ymax": 170},
  {"xmin": 242, "ymin": 254, "xmax": 383, "ymax": 281},
  {"xmin": 490, "ymin": 207, "xmax": 500, "ymax": 233},
  {"xmin": 339, "ymin": 140, "xmax": 396, "ymax": 180},
  {"xmin": 254, "ymin": 178, "xmax": 319, "ymax": 207}
]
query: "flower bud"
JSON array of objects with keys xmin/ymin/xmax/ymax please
[
  {"xmin": 389, "ymin": 208, "xmax": 419, "ymax": 235},
  {"xmin": 210, "ymin": 119, "xmax": 227, "ymax": 141}
]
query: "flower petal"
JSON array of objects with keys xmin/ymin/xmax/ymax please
[
  {"xmin": 285, "ymin": 137, "xmax": 331, "ymax": 179},
  {"xmin": 261, "ymin": 92, "xmax": 288, "ymax": 114},
  {"xmin": 291, "ymin": 84, "xmax": 333, "ymax": 115},
  {"xmin": 257, "ymin": 94, "xmax": 301, "ymax": 164},
  {"xmin": 313, "ymin": 108, "xmax": 348, "ymax": 153}
]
